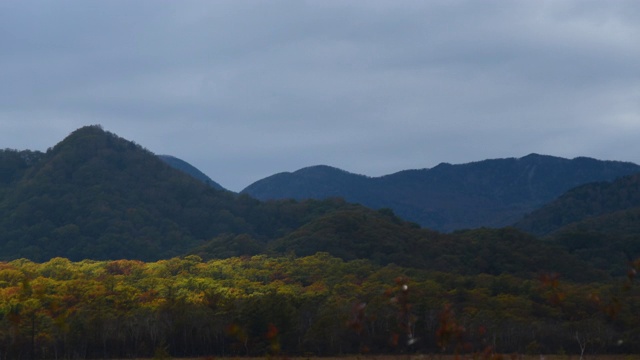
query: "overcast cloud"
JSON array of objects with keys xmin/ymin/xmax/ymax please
[{"xmin": 1, "ymin": 1, "xmax": 639, "ymax": 191}]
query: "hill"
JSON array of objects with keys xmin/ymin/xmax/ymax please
[
  {"xmin": 515, "ymin": 173, "xmax": 640, "ymax": 236},
  {"xmin": 241, "ymin": 165, "xmax": 371, "ymax": 200},
  {"xmin": 0, "ymin": 125, "xmax": 608, "ymax": 281},
  {"xmin": 0, "ymin": 126, "xmax": 353, "ymax": 261},
  {"xmin": 242, "ymin": 154, "xmax": 640, "ymax": 231},
  {"xmin": 267, "ymin": 209, "xmax": 605, "ymax": 281},
  {"xmin": 514, "ymin": 173, "xmax": 640, "ymax": 275},
  {"xmin": 158, "ymin": 154, "xmax": 226, "ymax": 190}
]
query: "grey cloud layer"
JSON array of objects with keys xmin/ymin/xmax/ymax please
[{"xmin": 1, "ymin": 1, "xmax": 639, "ymax": 191}]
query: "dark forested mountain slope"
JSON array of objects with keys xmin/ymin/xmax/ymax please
[
  {"xmin": 0, "ymin": 125, "xmax": 625, "ymax": 281},
  {"xmin": 514, "ymin": 173, "xmax": 640, "ymax": 275},
  {"xmin": 158, "ymin": 154, "xmax": 226, "ymax": 190},
  {"xmin": 243, "ymin": 154, "xmax": 640, "ymax": 231},
  {"xmin": 0, "ymin": 126, "xmax": 351, "ymax": 261},
  {"xmin": 267, "ymin": 210, "xmax": 606, "ymax": 281},
  {"xmin": 545, "ymin": 207, "xmax": 640, "ymax": 276},
  {"xmin": 515, "ymin": 173, "xmax": 640, "ymax": 236},
  {"xmin": 0, "ymin": 149, "xmax": 44, "ymax": 185}
]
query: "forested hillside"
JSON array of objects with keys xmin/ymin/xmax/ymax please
[
  {"xmin": 0, "ymin": 126, "xmax": 634, "ymax": 280},
  {"xmin": 515, "ymin": 174, "xmax": 640, "ymax": 276},
  {"xmin": 242, "ymin": 155, "xmax": 640, "ymax": 231},
  {"xmin": 0, "ymin": 150, "xmax": 44, "ymax": 199},
  {"xmin": 0, "ymin": 126, "xmax": 352, "ymax": 261},
  {"xmin": 516, "ymin": 173, "xmax": 640, "ymax": 236}
]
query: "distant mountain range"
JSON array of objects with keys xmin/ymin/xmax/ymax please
[
  {"xmin": 241, "ymin": 155, "xmax": 640, "ymax": 231},
  {"xmin": 3, "ymin": 125, "xmax": 632, "ymax": 280}
]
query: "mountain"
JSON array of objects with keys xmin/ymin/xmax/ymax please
[
  {"xmin": 0, "ymin": 126, "xmax": 355, "ymax": 261},
  {"xmin": 512, "ymin": 173, "xmax": 640, "ymax": 276},
  {"xmin": 0, "ymin": 125, "xmax": 607, "ymax": 281},
  {"xmin": 515, "ymin": 173, "xmax": 640, "ymax": 236},
  {"xmin": 158, "ymin": 154, "xmax": 226, "ymax": 190},
  {"xmin": 242, "ymin": 165, "xmax": 370, "ymax": 200},
  {"xmin": 265, "ymin": 209, "xmax": 605, "ymax": 281},
  {"xmin": 242, "ymin": 154, "xmax": 640, "ymax": 231}
]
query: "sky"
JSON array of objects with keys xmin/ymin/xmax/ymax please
[{"xmin": 1, "ymin": 1, "xmax": 639, "ymax": 192}]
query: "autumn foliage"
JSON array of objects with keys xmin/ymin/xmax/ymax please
[{"xmin": 0, "ymin": 254, "xmax": 638, "ymax": 359}]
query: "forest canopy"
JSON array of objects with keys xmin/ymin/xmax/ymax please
[{"xmin": 1, "ymin": 254, "xmax": 639, "ymax": 359}]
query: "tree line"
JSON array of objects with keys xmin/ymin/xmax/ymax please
[{"xmin": 1, "ymin": 254, "xmax": 638, "ymax": 359}]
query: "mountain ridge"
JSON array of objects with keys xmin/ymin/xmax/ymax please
[
  {"xmin": 0, "ymin": 125, "xmax": 614, "ymax": 281},
  {"xmin": 242, "ymin": 154, "xmax": 640, "ymax": 231}
]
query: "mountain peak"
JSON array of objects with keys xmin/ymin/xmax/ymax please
[
  {"xmin": 0, "ymin": 126, "xmax": 228, "ymax": 261},
  {"xmin": 242, "ymin": 165, "xmax": 369, "ymax": 201},
  {"xmin": 293, "ymin": 165, "xmax": 366, "ymax": 179},
  {"xmin": 49, "ymin": 124, "xmax": 145, "ymax": 158},
  {"xmin": 57, "ymin": 124, "xmax": 111, "ymax": 146},
  {"xmin": 521, "ymin": 153, "xmax": 545, "ymax": 158}
]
